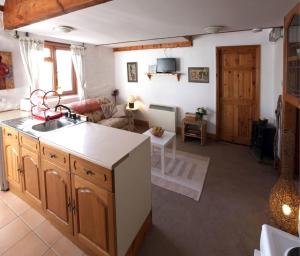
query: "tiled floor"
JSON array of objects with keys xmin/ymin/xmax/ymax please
[{"xmin": 0, "ymin": 190, "xmax": 86, "ymax": 256}]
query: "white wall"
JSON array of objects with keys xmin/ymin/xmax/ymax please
[
  {"xmin": 0, "ymin": 30, "xmax": 28, "ymax": 110},
  {"xmin": 0, "ymin": 29, "xmax": 115, "ymax": 111},
  {"xmin": 114, "ymin": 29, "xmax": 284, "ymax": 134}
]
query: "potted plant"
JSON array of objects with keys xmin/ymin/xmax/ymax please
[{"xmin": 196, "ymin": 107, "xmax": 207, "ymax": 120}]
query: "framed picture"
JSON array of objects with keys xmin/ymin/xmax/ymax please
[
  {"xmin": 127, "ymin": 62, "xmax": 138, "ymax": 82},
  {"xmin": 188, "ymin": 67, "xmax": 209, "ymax": 83},
  {"xmin": 0, "ymin": 51, "xmax": 15, "ymax": 90}
]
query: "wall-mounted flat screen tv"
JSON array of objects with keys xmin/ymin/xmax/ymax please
[{"xmin": 156, "ymin": 58, "xmax": 176, "ymax": 73}]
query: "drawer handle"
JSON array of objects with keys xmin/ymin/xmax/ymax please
[
  {"xmin": 84, "ymin": 169, "xmax": 95, "ymax": 176},
  {"xmin": 49, "ymin": 153, "xmax": 57, "ymax": 159}
]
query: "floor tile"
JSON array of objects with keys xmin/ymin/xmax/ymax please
[
  {"xmin": 21, "ymin": 208, "xmax": 45, "ymax": 229},
  {"xmin": 2, "ymin": 232, "xmax": 49, "ymax": 256},
  {"xmin": 52, "ymin": 237, "xmax": 83, "ymax": 256},
  {"xmin": 0, "ymin": 200, "xmax": 17, "ymax": 229},
  {"xmin": 35, "ymin": 220, "xmax": 62, "ymax": 246},
  {"xmin": 43, "ymin": 249, "xmax": 58, "ymax": 256},
  {"xmin": 4, "ymin": 195, "xmax": 30, "ymax": 215},
  {"xmin": 0, "ymin": 191, "xmax": 18, "ymax": 204},
  {"xmin": 0, "ymin": 218, "xmax": 30, "ymax": 254}
]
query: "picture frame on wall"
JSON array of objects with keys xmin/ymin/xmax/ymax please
[
  {"xmin": 0, "ymin": 51, "xmax": 15, "ymax": 90},
  {"xmin": 188, "ymin": 67, "xmax": 209, "ymax": 83},
  {"xmin": 127, "ymin": 62, "xmax": 138, "ymax": 82}
]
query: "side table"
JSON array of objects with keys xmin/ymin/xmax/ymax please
[{"xmin": 182, "ymin": 117, "xmax": 207, "ymax": 145}]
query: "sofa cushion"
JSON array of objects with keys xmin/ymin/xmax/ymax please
[
  {"xmin": 101, "ymin": 103, "xmax": 115, "ymax": 119},
  {"xmin": 71, "ymin": 99, "xmax": 101, "ymax": 114},
  {"xmin": 92, "ymin": 110, "xmax": 104, "ymax": 122},
  {"xmin": 98, "ymin": 117, "xmax": 128, "ymax": 129},
  {"xmin": 112, "ymin": 104, "xmax": 127, "ymax": 118}
]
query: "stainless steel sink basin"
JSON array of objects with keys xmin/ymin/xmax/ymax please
[{"xmin": 31, "ymin": 119, "xmax": 74, "ymax": 132}]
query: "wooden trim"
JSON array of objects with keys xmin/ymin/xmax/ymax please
[
  {"xmin": 113, "ymin": 40, "xmax": 193, "ymax": 52},
  {"xmin": 215, "ymin": 45, "xmax": 261, "ymax": 141},
  {"xmin": 3, "ymin": 0, "xmax": 112, "ymax": 30},
  {"xmin": 134, "ymin": 119, "xmax": 149, "ymax": 128},
  {"xmin": 125, "ymin": 211, "xmax": 152, "ymax": 256},
  {"xmin": 44, "ymin": 41, "xmax": 77, "ymax": 96}
]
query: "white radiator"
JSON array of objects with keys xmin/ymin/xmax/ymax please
[{"xmin": 148, "ymin": 104, "xmax": 176, "ymax": 132}]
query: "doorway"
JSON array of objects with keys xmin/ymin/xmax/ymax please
[{"xmin": 216, "ymin": 45, "xmax": 260, "ymax": 145}]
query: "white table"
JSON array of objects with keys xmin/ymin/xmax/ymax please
[{"xmin": 143, "ymin": 129, "xmax": 176, "ymax": 174}]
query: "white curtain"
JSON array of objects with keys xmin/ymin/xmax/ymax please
[
  {"xmin": 70, "ymin": 45, "xmax": 86, "ymax": 100},
  {"xmin": 19, "ymin": 37, "xmax": 44, "ymax": 94}
]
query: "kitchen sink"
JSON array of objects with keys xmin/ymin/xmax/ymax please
[{"xmin": 31, "ymin": 119, "xmax": 74, "ymax": 132}]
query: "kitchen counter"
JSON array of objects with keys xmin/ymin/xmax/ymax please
[
  {"xmin": 0, "ymin": 110, "xmax": 30, "ymax": 121},
  {"xmin": 39, "ymin": 122, "xmax": 149, "ymax": 170},
  {"xmin": 0, "ymin": 111, "xmax": 149, "ymax": 170}
]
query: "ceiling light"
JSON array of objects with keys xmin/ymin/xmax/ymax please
[
  {"xmin": 252, "ymin": 28, "xmax": 263, "ymax": 33},
  {"xmin": 204, "ymin": 26, "xmax": 224, "ymax": 34},
  {"xmin": 53, "ymin": 25, "xmax": 75, "ymax": 33}
]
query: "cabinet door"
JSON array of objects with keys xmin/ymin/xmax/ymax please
[
  {"xmin": 72, "ymin": 174, "xmax": 116, "ymax": 256},
  {"xmin": 20, "ymin": 147, "xmax": 42, "ymax": 207},
  {"xmin": 41, "ymin": 160, "xmax": 73, "ymax": 234},
  {"xmin": 3, "ymin": 142, "xmax": 21, "ymax": 191}
]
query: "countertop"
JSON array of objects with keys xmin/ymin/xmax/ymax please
[
  {"xmin": 39, "ymin": 122, "xmax": 149, "ymax": 170},
  {"xmin": 0, "ymin": 110, "xmax": 30, "ymax": 121},
  {"xmin": 0, "ymin": 110, "xmax": 149, "ymax": 170}
]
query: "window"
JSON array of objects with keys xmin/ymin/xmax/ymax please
[{"xmin": 39, "ymin": 41, "xmax": 77, "ymax": 95}]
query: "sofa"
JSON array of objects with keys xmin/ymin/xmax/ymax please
[{"xmin": 69, "ymin": 97, "xmax": 134, "ymax": 131}]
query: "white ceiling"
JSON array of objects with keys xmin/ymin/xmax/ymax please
[{"xmin": 11, "ymin": 0, "xmax": 298, "ymax": 46}]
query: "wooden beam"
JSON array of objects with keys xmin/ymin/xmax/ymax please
[
  {"xmin": 3, "ymin": 0, "xmax": 112, "ymax": 30},
  {"xmin": 113, "ymin": 40, "xmax": 193, "ymax": 52}
]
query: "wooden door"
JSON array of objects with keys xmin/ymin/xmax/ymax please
[
  {"xmin": 72, "ymin": 174, "xmax": 116, "ymax": 256},
  {"xmin": 217, "ymin": 46, "xmax": 260, "ymax": 145},
  {"xmin": 20, "ymin": 147, "xmax": 42, "ymax": 207},
  {"xmin": 41, "ymin": 160, "xmax": 73, "ymax": 234},
  {"xmin": 3, "ymin": 142, "xmax": 21, "ymax": 191}
]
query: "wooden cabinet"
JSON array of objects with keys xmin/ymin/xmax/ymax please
[
  {"xmin": 284, "ymin": 2, "xmax": 300, "ymax": 108},
  {"xmin": 2, "ymin": 127, "xmax": 21, "ymax": 191},
  {"xmin": 20, "ymin": 146, "xmax": 42, "ymax": 207},
  {"xmin": 71, "ymin": 174, "xmax": 116, "ymax": 256},
  {"xmin": 41, "ymin": 158, "xmax": 73, "ymax": 235}
]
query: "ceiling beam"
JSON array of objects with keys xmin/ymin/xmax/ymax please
[
  {"xmin": 3, "ymin": 0, "xmax": 112, "ymax": 30},
  {"xmin": 113, "ymin": 40, "xmax": 193, "ymax": 52}
]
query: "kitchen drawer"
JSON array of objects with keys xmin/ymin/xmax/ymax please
[
  {"xmin": 2, "ymin": 126, "xmax": 19, "ymax": 145},
  {"xmin": 70, "ymin": 155, "xmax": 113, "ymax": 192},
  {"xmin": 41, "ymin": 143, "xmax": 69, "ymax": 170},
  {"xmin": 19, "ymin": 133, "xmax": 39, "ymax": 153}
]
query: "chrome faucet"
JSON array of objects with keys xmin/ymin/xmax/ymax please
[{"xmin": 55, "ymin": 104, "xmax": 72, "ymax": 117}]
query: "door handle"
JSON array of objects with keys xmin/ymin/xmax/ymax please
[{"xmin": 72, "ymin": 200, "xmax": 77, "ymax": 214}]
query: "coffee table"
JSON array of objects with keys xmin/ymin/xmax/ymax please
[{"xmin": 143, "ymin": 129, "xmax": 176, "ymax": 175}]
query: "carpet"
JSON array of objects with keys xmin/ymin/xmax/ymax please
[{"xmin": 151, "ymin": 149, "xmax": 210, "ymax": 201}]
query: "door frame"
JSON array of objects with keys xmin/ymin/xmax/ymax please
[{"xmin": 215, "ymin": 45, "xmax": 261, "ymax": 141}]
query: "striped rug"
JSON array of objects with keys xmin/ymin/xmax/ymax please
[{"xmin": 151, "ymin": 149, "xmax": 210, "ymax": 201}]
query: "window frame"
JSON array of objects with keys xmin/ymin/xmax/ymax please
[{"xmin": 43, "ymin": 41, "xmax": 77, "ymax": 96}]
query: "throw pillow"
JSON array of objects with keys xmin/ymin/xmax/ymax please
[
  {"xmin": 92, "ymin": 110, "xmax": 104, "ymax": 122},
  {"xmin": 101, "ymin": 103, "xmax": 115, "ymax": 119},
  {"xmin": 112, "ymin": 104, "xmax": 127, "ymax": 118}
]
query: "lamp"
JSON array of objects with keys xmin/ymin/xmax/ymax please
[
  {"xmin": 128, "ymin": 95, "xmax": 136, "ymax": 109},
  {"xmin": 269, "ymin": 129, "xmax": 300, "ymax": 235}
]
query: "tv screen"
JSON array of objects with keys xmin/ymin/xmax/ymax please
[{"xmin": 156, "ymin": 58, "xmax": 176, "ymax": 73}]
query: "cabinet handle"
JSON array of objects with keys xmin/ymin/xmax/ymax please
[
  {"xmin": 72, "ymin": 200, "xmax": 77, "ymax": 214},
  {"xmin": 7, "ymin": 133, "xmax": 12, "ymax": 136},
  {"xmin": 84, "ymin": 169, "xmax": 95, "ymax": 176},
  {"xmin": 49, "ymin": 153, "xmax": 57, "ymax": 158},
  {"xmin": 67, "ymin": 197, "xmax": 72, "ymax": 212}
]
